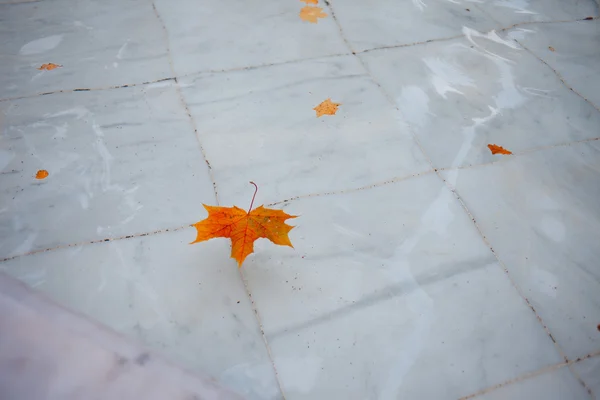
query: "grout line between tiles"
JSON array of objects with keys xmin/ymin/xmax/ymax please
[
  {"xmin": 568, "ymin": 362, "xmax": 596, "ymax": 399},
  {"xmin": 151, "ymin": 3, "xmax": 220, "ymax": 204},
  {"xmin": 497, "ymin": 15, "xmax": 598, "ymax": 33},
  {"xmin": 267, "ymin": 169, "xmax": 436, "ymax": 206},
  {"xmin": 0, "ymin": 224, "xmax": 191, "ymax": 263},
  {"xmin": 459, "ymin": 350, "xmax": 600, "ymax": 399},
  {"xmin": 325, "ymin": 0, "xmax": 574, "ymax": 380},
  {"xmin": 150, "ymin": 3, "xmax": 287, "ymax": 398},
  {"xmin": 0, "ymin": 77, "xmax": 177, "ymax": 103},
  {"xmin": 356, "ymin": 34, "xmax": 464, "ymax": 54}
]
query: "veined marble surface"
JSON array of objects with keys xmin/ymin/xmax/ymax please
[{"xmin": 1, "ymin": 0, "xmax": 599, "ymax": 399}]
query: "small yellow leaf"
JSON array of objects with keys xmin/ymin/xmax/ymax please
[
  {"xmin": 488, "ymin": 144, "xmax": 513, "ymax": 155},
  {"xmin": 35, "ymin": 170, "xmax": 49, "ymax": 179},
  {"xmin": 548, "ymin": 46, "xmax": 556, "ymax": 52},
  {"xmin": 38, "ymin": 63, "xmax": 62, "ymax": 71},
  {"xmin": 313, "ymin": 98, "xmax": 340, "ymax": 117},
  {"xmin": 299, "ymin": 6, "xmax": 327, "ymax": 23},
  {"xmin": 300, "ymin": 0, "xmax": 318, "ymax": 3}
]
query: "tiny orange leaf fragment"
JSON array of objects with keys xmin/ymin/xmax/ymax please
[
  {"xmin": 38, "ymin": 63, "xmax": 62, "ymax": 71},
  {"xmin": 488, "ymin": 144, "xmax": 513, "ymax": 155},
  {"xmin": 548, "ymin": 46, "xmax": 556, "ymax": 52},
  {"xmin": 35, "ymin": 170, "xmax": 49, "ymax": 179},
  {"xmin": 191, "ymin": 183, "xmax": 296, "ymax": 267},
  {"xmin": 300, "ymin": 0, "xmax": 318, "ymax": 3},
  {"xmin": 300, "ymin": 6, "xmax": 327, "ymax": 23},
  {"xmin": 313, "ymin": 98, "xmax": 340, "ymax": 117}
]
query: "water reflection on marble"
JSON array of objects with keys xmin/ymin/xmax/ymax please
[{"xmin": 1, "ymin": 0, "xmax": 599, "ymax": 399}]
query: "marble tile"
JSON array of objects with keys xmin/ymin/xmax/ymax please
[
  {"xmin": 328, "ymin": 0, "xmax": 498, "ymax": 52},
  {"xmin": 0, "ymin": 229, "xmax": 282, "ymax": 400},
  {"xmin": 514, "ymin": 20, "xmax": 600, "ymax": 108},
  {"xmin": 241, "ymin": 174, "xmax": 561, "ymax": 399},
  {"xmin": 572, "ymin": 355, "xmax": 600, "ymax": 396},
  {"xmin": 360, "ymin": 33, "xmax": 600, "ymax": 169},
  {"xmin": 152, "ymin": 0, "xmax": 348, "ymax": 76},
  {"xmin": 0, "ymin": 0, "xmax": 171, "ymax": 99},
  {"xmin": 180, "ymin": 55, "xmax": 431, "ymax": 206},
  {"xmin": 0, "ymin": 272, "xmax": 244, "ymax": 400},
  {"xmin": 441, "ymin": 141, "xmax": 600, "ymax": 359},
  {"xmin": 474, "ymin": 367, "xmax": 591, "ymax": 400},
  {"xmin": 476, "ymin": 0, "xmax": 598, "ymax": 26},
  {"xmin": 0, "ymin": 82, "xmax": 215, "ymax": 259}
]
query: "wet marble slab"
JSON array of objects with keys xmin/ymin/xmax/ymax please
[
  {"xmin": 359, "ymin": 32, "xmax": 600, "ymax": 169},
  {"xmin": 513, "ymin": 19, "xmax": 600, "ymax": 108},
  {"xmin": 0, "ymin": 229, "xmax": 282, "ymax": 400},
  {"xmin": 179, "ymin": 55, "xmax": 431, "ymax": 207},
  {"xmin": 441, "ymin": 140, "xmax": 600, "ymax": 359},
  {"xmin": 475, "ymin": 0, "xmax": 598, "ymax": 26},
  {"xmin": 474, "ymin": 366, "xmax": 591, "ymax": 400},
  {"xmin": 240, "ymin": 174, "xmax": 561, "ymax": 399},
  {"xmin": 328, "ymin": 0, "xmax": 499, "ymax": 52},
  {"xmin": 572, "ymin": 355, "xmax": 600, "ymax": 396},
  {"xmin": 152, "ymin": 0, "xmax": 349, "ymax": 76},
  {"xmin": 0, "ymin": 0, "xmax": 171, "ymax": 99},
  {"xmin": 0, "ymin": 81, "xmax": 214, "ymax": 259}
]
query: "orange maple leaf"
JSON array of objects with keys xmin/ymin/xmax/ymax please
[
  {"xmin": 191, "ymin": 182, "xmax": 297, "ymax": 267},
  {"xmin": 313, "ymin": 98, "xmax": 340, "ymax": 117},
  {"xmin": 488, "ymin": 144, "xmax": 513, "ymax": 155},
  {"xmin": 35, "ymin": 169, "xmax": 49, "ymax": 179},
  {"xmin": 38, "ymin": 63, "xmax": 62, "ymax": 71},
  {"xmin": 300, "ymin": 0, "xmax": 318, "ymax": 3},
  {"xmin": 300, "ymin": 6, "xmax": 327, "ymax": 23}
]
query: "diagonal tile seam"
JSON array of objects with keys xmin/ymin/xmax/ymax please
[
  {"xmin": 516, "ymin": 38, "xmax": 600, "ymax": 113},
  {"xmin": 458, "ymin": 349, "xmax": 600, "ymax": 400},
  {"xmin": 324, "ymin": 0, "xmax": 575, "ymax": 383},
  {"xmin": 0, "ymin": 17, "xmax": 593, "ymax": 104},
  {"xmin": 1, "ymin": 134, "xmax": 596, "ymax": 264},
  {"xmin": 149, "ymin": 3, "xmax": 287, "ymax": 398}
]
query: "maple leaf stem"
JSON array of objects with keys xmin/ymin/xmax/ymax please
[{"xmin": 248, "ymin": 181, "xmax": 258, "ymax": 214}]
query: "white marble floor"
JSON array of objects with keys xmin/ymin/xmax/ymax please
[{"xmin": 1, "ymin": 0, "xmax": 599, "ymax": 399}]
